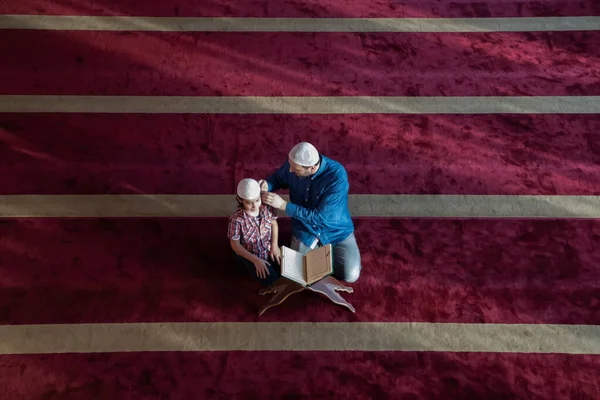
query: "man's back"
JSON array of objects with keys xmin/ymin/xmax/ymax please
[
  {"xmin": 267, "ymin": 155, "xmax": 354, "ymax": 246},
  {"xmin": 261, "ymin": 142, "xmax": 362, "ymax": 283}
]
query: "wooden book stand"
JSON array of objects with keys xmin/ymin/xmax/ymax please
[{"xmin": 258, "ymin": 275, "xmax": 355, "ymax": 315}]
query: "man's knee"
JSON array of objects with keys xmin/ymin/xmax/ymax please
[
  {"xmin": 334, "ymin": 234, "xmax": 361, "ymax": 283},
  {"xmin": 334, "ymin": 257, "xmax": 361, "ymax": 283},
  {"xmin": 343, "ymin": 264, "xmax": 361, "ymax": 283}
]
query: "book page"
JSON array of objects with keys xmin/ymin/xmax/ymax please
[
  {"xmin": 305, "ymin": 244, "xmax": 333, "ymax": 285},
  {"xmin": 281, "ymin": 246, "xmax": 307, "ymax": 286}
]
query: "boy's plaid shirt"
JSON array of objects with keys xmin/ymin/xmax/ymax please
[{"xmin": 227, "ymin": 205, "xmax": 278, "ymax": 260}]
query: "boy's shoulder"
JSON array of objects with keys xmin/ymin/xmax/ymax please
[
  {"xmin": 260, "ymin": 204, "xmax": 278, "ymax": 218},
  {"xmin": 229, "ymin": 208, "xmax": 246, "ymax": 220}
]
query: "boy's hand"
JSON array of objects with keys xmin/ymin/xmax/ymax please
[
  {"xmin": 253, "ymin": 258, "xmax": 271, "ymax": 279},
  {"xmin": 270, "ymin": 246, "xmax": 281, "ymax": 265},
  {"xmin": 258, "ymin": 179, "xmax": 268, "ymax": 192}
]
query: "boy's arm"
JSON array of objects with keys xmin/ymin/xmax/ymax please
[
  {"xmin": 230, "ymin": 239, "xmax": 271, "ymax": 279},
  {"xmin": 271, "ymin": 219, "xmax": 279, "ymax": 248},
  {"xmin": 269, "ymin": 218, "xmax": 282, "ymax": 264},
  {"xmin": 230, "ymin": 239, "xmax": 261, "ymax": 264},
  {"xmin": 228, "ymin": 218, "xmax": 265, "ymax": 264},
  {"xmin": 228, "ymin": 216, "xmax": 271, "ymax": 279}
]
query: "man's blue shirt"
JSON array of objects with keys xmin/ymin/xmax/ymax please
[{"xmin": 265, "ymin": 155, "xmax": 354, "ymax": 247}]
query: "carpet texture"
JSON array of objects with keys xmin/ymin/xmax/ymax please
[
  {"xmin": 1, "ymin": 0, "xmax": 599, "ymax": 398},
  {"xmin": 2, "ymin": 31, "xmax": 599, "ymax": 96},
  {"xmin": 2, "ymin": 352, "xmax": 600, "ymax": 399},
  {"xmin": 1, "ymin": 0, "xmax": 598, "ymax": 18},
  {"xmin": 1, "ymin": 218, "xmax": 599, "ymax": 324},
  {"xmin": 1, "ymin": 113, "xmax": 599, "ymax": 195}
]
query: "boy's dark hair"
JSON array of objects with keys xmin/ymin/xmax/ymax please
[{"xmin": 236, "ymin": 195, "xmax": 244, "ymax": 209}]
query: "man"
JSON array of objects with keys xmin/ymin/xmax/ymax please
[{"xmin": 259, "ymin": 142, "xmax": 361, "ymax": 283}]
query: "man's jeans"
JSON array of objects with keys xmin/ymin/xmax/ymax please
[{"xmin": 291, "ymin": 232, "xmax": 362, "ymax": 283}]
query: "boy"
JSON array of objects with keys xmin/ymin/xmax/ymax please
[{"xmin": 228, "ymin": 178, "xmax": 281, "ymax": 286}]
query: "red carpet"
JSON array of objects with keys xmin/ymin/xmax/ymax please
[
  {"xmin": 1, "ymin": 218, "xmax": 599, "ymax": 324},
  {"xmin": 1, "ymin": 0, "xmax": 597, "ymax": 17},
  {"xmin": 1, "ymin": 113, "xmax": 599, "ymax": 195},
  {"xmin": 1, "ymin": 0, "xmax": 600, "ymax": 398},
  {"xmin": 2, "ymin": 31, "xmax": 599, "ymax": 96},
  {"xmin": 2, "ymin": 352, "xmax": 600, "ymax": 399}
]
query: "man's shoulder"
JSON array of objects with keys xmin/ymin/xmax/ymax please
[
  {"xmin": 277, "ymin": 159, "xmax": 291, "ymax": 172},
  {"xmin": 321, "ymin": 156, "xmax": 348, "ymax": 179}
]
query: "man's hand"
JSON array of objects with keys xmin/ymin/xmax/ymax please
[
  {"xmin": 262, "ymin": 192, "xmax": 287, "ymax": 210},
  {"xmin": 258, "ymin": 179, "xmax": 268, "ymax": 192},
  {"xmin": 270, "ymin": 245, "xmax": 281, "ymax": 265},
  {"xmin": 253, "ymin": 258, "xmax": 271, "ymax": 279}
]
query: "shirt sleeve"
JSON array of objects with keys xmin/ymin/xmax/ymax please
[
  {"xmin": 266, "ymin": 205, "xmax": 278, "ymax": 220},
  {"xmin": 227, "ymin": 217, "xmax": 241, "ymax": 240},
  {"xmin": 285, "ymin": 173, "xmax": 348, "ymax": 228},
  {"xmin": 265, "ymin": 161, "xmax": 290, "ymax": 192}
]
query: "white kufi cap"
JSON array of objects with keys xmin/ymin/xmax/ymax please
[
  {"xmin": 236, "ymin": 178, "xmax": 261, "ymax": 200},
  {"xmin": 289, "ymin": 142, "xmax": 319, "ymax": 167}
]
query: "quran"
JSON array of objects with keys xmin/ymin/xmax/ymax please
[
  {"xmin": 281, "ymin": 244, "xmax": 333, "ymax": 286},
  {"xmin": 259, "ymin": 244, "xmax": 354, "ymax": 315}
]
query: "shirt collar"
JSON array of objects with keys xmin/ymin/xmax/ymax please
[
  {"xmin": 310, "ymin": 155, "xmax": 326, "ymax": 180},
  {"xmin": 241, "ymin": 205, "xmax": 264, "ymax": 219}
]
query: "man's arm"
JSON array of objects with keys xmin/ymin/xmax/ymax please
[
  {"xmin": 285, "ymin": 178, "xmax": 348, "ymax": 228},
  {"xmin": 263, "ymin": 161, "xmax": 290, "ymax": 192}
]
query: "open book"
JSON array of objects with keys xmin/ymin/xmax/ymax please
[{"xmin": 281, "ymin": 244, "xmax": 333, "ymax": 286}]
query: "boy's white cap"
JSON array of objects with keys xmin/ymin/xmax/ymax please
[
  {"xmin": 237, "ymin": 178, "xmax": 261, "ymax": 200},
  {"xmin": 289, "ymin": 142, "xmax": 319, "ymax": 167}
]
